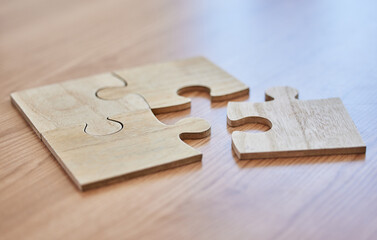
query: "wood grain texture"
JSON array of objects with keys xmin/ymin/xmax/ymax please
[
  {"xmin": 97, "ymin": 56, "xmax": 249, "ymax": 113},
  {"xmin": 1, "ymin": 0, "xmax": 377, "ymax": 240},
  {"xmin": 42, "ymin": 105, "xmax": 210, "ymax": 191},
  {"xmin": 228, "ymin": 86, "xmax": 366, "ymax": 159}
]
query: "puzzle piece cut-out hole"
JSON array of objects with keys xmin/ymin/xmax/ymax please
[
  {"xmin": 177, "ymin": 85, "xmax": 211, "ymax": 97},
  {"xmin": 95, "ymin": 57, "xmax": 249, "ymax": 114},
  {"xmin": 227, "ymin": 86, "xmax": 366, "ymax": 160}
]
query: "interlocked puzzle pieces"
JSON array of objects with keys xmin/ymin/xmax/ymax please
[
  {"xmin": 11, "ymin": 57, "xmax": 248, "ymax": 190},
  {"xmin": 97, "ymin": 56, "xmax": 249, "ymax": 113},
  {"xmin": 227, "ymin": 86, "xmax": 366, "ymax": 160}
]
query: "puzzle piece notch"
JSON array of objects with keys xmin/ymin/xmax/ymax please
[
  {"xmin": 42, "ymin": 95, "xmax": 211, "ymax": 191},
  {"xmin": 11, "ymin": 73, "xmax": 150, "ymax": 136},
  {"xmin": 227, "ymin": 86, "xmax": 366, "ymax": 160},
  {"xmin": 96, "ymin": 57, "xmax": 249, "ymax": 114}
]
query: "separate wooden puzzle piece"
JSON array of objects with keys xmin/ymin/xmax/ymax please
[
  {"xmin": 11, "ymin": 73, "xmax": 149, "ymax": 137},
  {"xmin": 42, "ymin": 95, "xmax": 210, "ymax": 190},
  {"xmin": 227, "ymin": 86, "xmax": 366, "ymax": 160},
  {"xmin": 96, "ymin": 57, "xmax": 249, "ymax": 113}
]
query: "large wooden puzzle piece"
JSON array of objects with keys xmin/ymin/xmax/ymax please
[
  {"xmin": 11, "ymin": 72, "xmax": 211, "ymax": 190},
  {"xmin": 42, "ymin": 99, "xmax": 210, "ymax": 190},
  {"xmin": 227, "ymin": 86, "xmax": 366, "ymax": 160},
  {"xmin": 96, "ymin": 57, "xmax": 249, "ymax": 113}
]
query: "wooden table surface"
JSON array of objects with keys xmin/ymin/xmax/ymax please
[{"xmin": 1, "ymin": 0, "xmax": 376, "ymax": 239}]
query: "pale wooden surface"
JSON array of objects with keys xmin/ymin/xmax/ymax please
[
  {"xmin": 228, "ymin": 86, "xmax": 366, "ymax": 159},
  {"xmin": 97, "ymin": 57, "xmax": 249, "ymax": 113},
  {"xmin": 1, "ymin": 0, "xmax": 377, "ymax": 239}
]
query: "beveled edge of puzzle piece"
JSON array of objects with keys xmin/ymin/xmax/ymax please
[
  {"xmin": 232, "ymin": 138, "xmax": 367, "ymax": 160},
  {"xmin": 10, "ymin": 93, "xmax": 43, "ymax": 138}
]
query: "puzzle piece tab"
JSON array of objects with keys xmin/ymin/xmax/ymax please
[
  {"xmin": 96, "ymin": 57, "xmax": 249, "ymax": 113},
  {"xmin": 42, "ymin": 96, "xmax": 210, "ymax": 190},
  {"xmin": 227, "ymin": 86, "xmax": 366, "ymax": 160}
]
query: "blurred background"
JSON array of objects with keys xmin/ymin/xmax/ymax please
[
  {"xmin": 1, "ymin": 0, "xmax": 376, "ymax": 101},
  {"xmin": 1, "ymin": 0, "xmax": 377, "ymax": 239}
]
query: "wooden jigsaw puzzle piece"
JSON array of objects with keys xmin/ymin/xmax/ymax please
[
  {"xmin": 42, "ymin": 94, "xmax": 211, "ymax": 190},
  {"xmin": 96, "ymin": 57, "xmax": 249, "ymax": 113},
  {"xmin": 228, "ymin": 86, "xmax": 366, "ymax": 160},
  {"xmin": 11, "ymin": 73, "xmax": 149, "ymax": 137}
]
